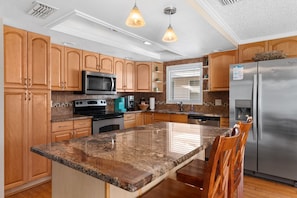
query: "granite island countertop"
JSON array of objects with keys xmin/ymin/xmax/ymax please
[{"xmin": 31, "ymin": 122, "xmax": 231, "ymax": 192}]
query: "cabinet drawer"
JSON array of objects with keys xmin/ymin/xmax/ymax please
[
  {"xmin": 124, "ymin": 113, "xmax": 136, "ymax": 121},
  {"xmin": 52, "ymin": 121, "xmax": 73, "ymax": 132},
  {"xmin": 74, "ymin": 119, "xmax": 92, "ymax": 129}
]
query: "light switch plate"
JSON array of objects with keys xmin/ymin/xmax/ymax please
[{"xmin": 215, "ymin": 99, "xmax": 222, "ymax": 106}]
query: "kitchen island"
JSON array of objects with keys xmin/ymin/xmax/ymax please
[{"xmin": 31, "ymin": 122, "xmax": 231, "ymax": 198}]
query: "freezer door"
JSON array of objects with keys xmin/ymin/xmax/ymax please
[
  {"xmin": 229, "ymin": 62, "xmax": 257, "ymax": 172},
  {"xmin": 258, "ymin": 58, "xmax": 297, "ymax": 181}
]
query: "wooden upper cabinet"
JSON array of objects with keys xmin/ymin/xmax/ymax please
[
  {"xmin": 4, "ymin": 26, "xmax": 27, "ymax": 89},
  {"xmin": 99, "ymin": 54, "xmax": 114, "ymax": 74},
  {"xmin": 268, "ymin": 36, "xmax": 297, "ymax": 58},
  {"xmin": 114, "ymin": 58, "xmax": 135, "ymax": 92},
  {"xmin": 4, "ymin": 26, "xmax": 50, "ymax": 89},
  {"xmin": 238, "ymin": 41, "xmax": 268, "ymax": 63},
  {"xmin": 209, "ymin": 50, "xmax": 237, "ymax": 91},
  {"xmin": 27, "ymin": 32, "xmax": 50, "ymax": 89},
  {"xmin": 51, "ymin": 44, "xmax": 65, "ymax": 91},
  {"xmin": 82, "ymin": 50, "xmax": 100, "ymax": 72},
  {"xmin": 64, "ymin": 47, "xmax": 82, "ymax": 91},
  {"xmin": 135, "ymin": 62, "xmax": 152, "ymax": 92}
]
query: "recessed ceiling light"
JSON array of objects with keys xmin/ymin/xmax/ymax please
[{"xmin": 143, "ymin": 41, "xmax": 152, "ymax": 45}]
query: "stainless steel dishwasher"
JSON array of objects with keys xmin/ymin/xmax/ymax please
[{"xmin": 188, "ymin": 114, "xmax": 220, "ymax": 160}]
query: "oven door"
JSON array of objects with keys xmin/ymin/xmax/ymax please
[{"xmin": 92, "ymin": 117, "xmax": 124, "ymax": 135}]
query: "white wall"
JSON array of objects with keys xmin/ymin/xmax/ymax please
[{"xmin": 0, "ymin": 18, "xmax": 4, "ymax": 198}]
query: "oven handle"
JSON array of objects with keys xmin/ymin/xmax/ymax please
[{"xmin": 93, "ymin": 115, "xmax": 123, "ymax": 121}]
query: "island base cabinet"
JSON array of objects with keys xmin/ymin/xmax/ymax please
[{"xmin": 51, "ymin": 156, "xmax": 196, "ymax": 198}]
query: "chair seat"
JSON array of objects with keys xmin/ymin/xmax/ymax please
[
  {"xmin": 140, "ymin": 178, "xmax": 201, "ymax": 198},
  {"xmin": 176, "ymin": 159, "xmax": 206, "ymax": 187}
]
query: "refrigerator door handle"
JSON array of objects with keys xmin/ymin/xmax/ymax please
[
  {"xmin": 258, "ymin": 73, "xmax": 263, "ymax": 140},
  {"xmin": 252, "ymin": 74, "xmax": 258, "ymax": 141}
]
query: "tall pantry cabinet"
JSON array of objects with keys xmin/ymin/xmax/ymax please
[{"xmin": 4, "ymin": 26, "xmax": 51, "ymax": 191}]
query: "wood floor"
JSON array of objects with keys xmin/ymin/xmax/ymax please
[{"xmin": 6, "ymin": 176, "xmax": 297, "ymax": 198}]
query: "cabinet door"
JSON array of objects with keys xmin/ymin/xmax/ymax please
[
  {"xmin": 135, "ymin": 113, "xmax": 144, "ymax": 126},
  {"xmin": 27, "ymin": 32, "xmax": 50, "ymax": 89},
  {"xmin": 4, "ymin": 89, "xmax": 28, "ymax": 189},
  {"xmin": 114, "ymin": 58, "xmax": 125, "ymax": 92},
  {"xmin": 154, "ymin": 113, "xmax": 170, "ymax": 122},
  {"xmin": 51, "ymin": 130, "xmax": 73, "ymax": 142},
  {"xmin": 125, "ymin": 60, "xmax": 135, "ymax": 92},
  {"xmin": 51, "ymin": 44, "xmax": 65, "ymax": 90},
  {"xmin": 268, "ymin": 36, "xmax": 297, "ymax": 58},
  {"xmin": 28, "ymin": 90, "xmax": 51, "ymax": 181},
  {"xmin": 99, "ymin": 54, "xmax": 114, "ymax": 74},
  {"xmin": 238, "ymin": 41, "xmax": 268, "ymax": 63},
  {"xmin": 4, "ymin": 26, "xmax": 27, "ymax": 89},
  {"xmin": 209, "ymin": 50, "xmax": 237, "ymax": 91},
  {"xmin": 83, "ymin": 50, "xmax": 100, "ymax": 72},
  {"xmin": 170, "ymin": 114, "xmax": 188, "ymax": 123},
  {"xmin": 135, "ymin": 62, "xmax": 152, "ymax": 92},
  {"xmin": 144, "ymin": 112, "xmax": 154, "ymax": 124},
  {"xmin": 64, "ymin": 47, "xmax": 82, "ymax": 91}
]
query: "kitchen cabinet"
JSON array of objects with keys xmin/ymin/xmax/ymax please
[
  {"xmin": 4, "ymin": 26, "xmax": 50, "ymax": 89},
  {"xmin": 268, "ymin": 36, "xmax": 297, "ymax": 58},
  {"xmin": 151, "ymin": 62, "xmax": 164, "ymax": 92},
  {"xmin": 238, "ymin": 36, "xmax": 297, "ymax": 63},
  {"xmin": 238, "ymin": 41, "xmax": 268, "ymax": 63},
  {"xmin": 114, "ymin": 58, "xmax": 135, "ymax": 92},
  {"xmin": 144, "ymin": 112, "xmax": 154, "ymax": 125},
  {"xmin": 82, "ymin": 51, "xmax": 114, "ymax": 74},
  {"xmin": 220, "ymin": 117, "xmax": 229, "ymax": 128},
  {"xmin": 170, "ymin": 114, "xmax": 188, "ymax": 123},
  {"xmin": 51, "ymin": 119, "xmax": 92, "ymax": 142},
  {"xmin": 64, "ymin": 47, "xmax": 82, "ymax": 91},
  {"xmin": 135, "ymin": 62, "xmax": 152, "ymax": 92},
  {"xmin": 208, "ymin": 50, "xmax": 238, "ymax": 91},
  {"xmin": 4, "ymin": 88, "xmax": 51, "ymax": 190},
  {"xmin": 124, "ymin": 112, "xmax": 144, "ymax": 129},
  {"xmin": 99, "ymin": 54, "xmax": 114, "ymax": 74},
  {"xmin": 51, "ymin": 44, "xmax": 65, "ymax": 90},
  {"xmin": 51, "ymin": 45, "xmax": 82, "ymax": 91},
  {"xmin": 154, "ymin": 113, "xmax": 170, "ymax": 122}
]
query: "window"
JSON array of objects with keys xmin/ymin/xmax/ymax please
[{"xmin": 166, "ymin": 62, "xmax": 203, "ymax": 104}]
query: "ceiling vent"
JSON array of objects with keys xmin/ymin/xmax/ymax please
[
  {"xmin": 27, "ymin": 1, "xmax": 58, "ymax": 19},
  {"xmin": 221, "ymin": 0, "xmax": 241, "ymax": 5}
]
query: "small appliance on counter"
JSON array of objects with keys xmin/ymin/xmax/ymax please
[
  {"xmin": 114, "ymin": 97, "xmax": 126, "ymax": 112},
  {"xmin": 125, "ymin": 95, "xmax": 135, "ymax": 111}
]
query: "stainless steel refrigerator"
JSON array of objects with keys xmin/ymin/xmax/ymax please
[{"xmin": 229, "ymin": 58, "xmax": 297, "ymax": 186}]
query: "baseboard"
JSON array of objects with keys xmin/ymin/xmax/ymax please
[{"xmin": 5, "ymin": 176, "xmax": 51, "ymax": 197}]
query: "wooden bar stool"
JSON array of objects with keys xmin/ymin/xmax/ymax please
[
  {"xmin": 176, "ymin": 117, "xmax": 253, "ymax": 198},
  {"xmin": 139, "ymin": 126, "xmax": 241, "ymax": 198}
]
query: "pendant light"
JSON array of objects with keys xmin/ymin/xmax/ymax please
[
  {"xmin": 162, "ymin": 7, "xmax": 178, "ymax": 42},
  {"xmin": 125, "ymin": 0, "xmax": 145, "ymax": 28}
]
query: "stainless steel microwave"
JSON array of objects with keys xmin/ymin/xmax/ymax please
[{"xmin": 78, "ymin": 71, "xmax": 117, "ymax": 95}]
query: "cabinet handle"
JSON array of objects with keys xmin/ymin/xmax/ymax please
[
  {"xmin": 24, "ymin": 91, "xmax": 27, "ymax": 101},
  {"xmin": 28, "ymin": 78, "xmax": 32, "ymax": 87},
  {"xmin": 24, "ymin": 78, "xmax": 28, "ymax": 86},
  {"xmin": 96, "ymin": 65, "xmax": 100, "ymax": 70},
  {"xmin": 28, "ymin": 92, "xmax": 32, "ymax": 101}
]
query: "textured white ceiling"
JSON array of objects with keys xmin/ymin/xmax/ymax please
[{"xmin": 1, "ymin": 0, "xmax": 297, "ymax": 61}]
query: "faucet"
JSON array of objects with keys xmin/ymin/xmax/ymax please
[{"xmin": 178, "ymin": 101, "xmax": 184, "ymax": 112}]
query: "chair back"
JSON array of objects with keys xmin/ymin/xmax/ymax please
[
  {"xmin": 229, "ymin": 117, "xmax": 253, "ymax": 197},
  {"xmin": 201, "ymin": 126, "xmax": 240, "ymax": 198}
]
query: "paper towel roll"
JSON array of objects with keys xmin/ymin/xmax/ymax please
[{"xmin": 149, "ymin": 97, "xmax": 155, "ymax": 110}]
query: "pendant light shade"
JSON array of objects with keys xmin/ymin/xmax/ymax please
[
  {"xmin": 162, "ymin": 7, "xmax": 178, "ymax": 42},
  {"xmin": 125, "ymin": 1, "xmax": 145, "ymax": 28},
  {"xmin": 162, "ymin": 24, "xmax": 178, "ymax": 42}
]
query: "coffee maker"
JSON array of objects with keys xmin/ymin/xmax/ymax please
[{"xmin": 125, "ymin": 95, "xmax": 135, "ymax": 111}]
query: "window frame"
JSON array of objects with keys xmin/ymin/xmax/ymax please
[{"xmin": 166, "ymin": 62, "xmax": 203, "ymax": 105}]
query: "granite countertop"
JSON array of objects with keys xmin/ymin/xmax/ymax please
[
  {"xmin": 126, "ymin": 109, "xmax": 229, "ymax": 118},
  {"xmin": 51, "ymin": 114, "xmax": 93, "ymax": 122},
  {"xmin": 31, "ymin": 122, "xmax": 231, "ymax": 192}
]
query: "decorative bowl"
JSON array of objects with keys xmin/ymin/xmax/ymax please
[{"xmin": 138, "ymin": 104, "xmax": 149, "ymax": 111}]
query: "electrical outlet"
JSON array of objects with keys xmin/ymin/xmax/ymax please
[{"xmin": 215, "ymin": 99, "xmax": 222, "ymax": 106}]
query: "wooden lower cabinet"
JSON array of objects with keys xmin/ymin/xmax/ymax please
[
  {"xmin": 220, "ymin": 117, "xmax": 230, "ymax": 128},
  {"xmin": 154, "ymin": 113, "xmax": 170, "ymax": 122},
  {"xmin": 4, "ymin": 88, "xmax": 51, "ymax": 190},
  {"xmin": 51, "ymin": 119, "xmax": 91, "ymax": 143},
  {"xmin": 170, "ymin": 114, "xmax": 188, "ymax": 123},
  {"xmin": 124, "ymin": 113, "xmax": 144, "ymax": 129}
]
